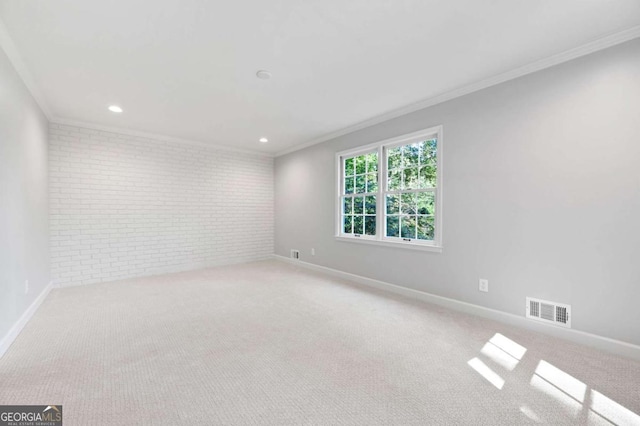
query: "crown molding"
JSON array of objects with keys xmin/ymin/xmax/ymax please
[
  {"xmin": 2, "ymin": 10, "xmax": 638, "ymax": 158},
  {"xmin": 51, "ymin": 117, "xmax": 274, "ymax": 158},
  {"xmin": 0, "ymin": 16, "xmax": 53, "ymax": 120},
  {"xmin": 275, "ymin": 25, "xmax": 640, "ymax": 157}
]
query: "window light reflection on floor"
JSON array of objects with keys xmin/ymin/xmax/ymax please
[
  {"xmin": 590, "ymin": 389, "xmax": 640, "ymax": 425},
  {"xmin": 467, "ymin": 333, "xmax": 640, "ymax": 424},
  {"xmin": 534, "ymin": 360, "xmax": 586, "ymax": 403},
  {"xmin": 519, "ymin": 405, "xmax": 542, "ymax": 423},
  {"xmin": 467, "ymin": 357, "xmax": 505, "ymax": 390},
  {"xmin": 530, "ymin": 372, "xmax": 583, "ymax": 418},
  {"xmin": 489, "ymin": 333, "xmax": 527, "ymax": 360},
  {"xmin": 530, "ymin": 360, "xmax": 640, "ymax": 424},
  {"xmin": 480, "ymin": 341, "xmax": 519, "ymax": 371},
  {"xmin": 467, "ymin": 333, "xmax": 525, "ymax": 390}
]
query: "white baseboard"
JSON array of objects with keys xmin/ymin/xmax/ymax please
[
  {"xmin": 273, "ymin": 255, "xmax": 640, "ymax": 361},
  {"xmin": 0, "ymin": 281, "xmax": 54, "ymax": 358}
]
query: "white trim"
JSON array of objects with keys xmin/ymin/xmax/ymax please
[
  {"xmin": 435, "ymin": 127, "xmax": 443, "ymax": 245},
  {"xmin": 51, "ymin": 118, "xmax": 274, "ymax": 158},
  {"xmin": 335, "ymin": 153, "xmax": 342, "ymax": 236},
  {"xmin": 0, "ymin": 17, "xmax": 53, "ymax": 120},
  {"xmin": 376, "ymin": 143, "xmax": 385, "ymax": 242},
  {"xmin": 0, "ymin": 281, "xmax": 54, "ymax": 358},
  {"xmin": 334, "ymin": 141, "xmax": 383, "ymax": 159},
  {"xmin": 335, "ymin": 236, "xmax": 442, "ymax": 252},
  {"xmin": 275, "ymin": 25, "xmax": 640, "ymax": 157},
  {"xmin": 272, "ymin": 255, "xmax": 640, "ymax": 361}
]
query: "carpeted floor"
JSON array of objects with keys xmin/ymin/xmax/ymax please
[{"xmin": 0, "ymin": 260, "xmax": 639, "ymax": 425}]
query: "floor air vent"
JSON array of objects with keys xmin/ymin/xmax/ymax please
[{"xmin": 526, "ymin": 297, "xmax": 571, "ymax": 328}]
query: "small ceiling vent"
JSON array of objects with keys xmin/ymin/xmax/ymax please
[{"xmin": 526, "ymin": 297, "xmax": 571, "ymax": 328}]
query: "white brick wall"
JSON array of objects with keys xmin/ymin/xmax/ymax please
[{"xmin": 49, "ymin": 124, "xmax": 274, "ymax": 287}]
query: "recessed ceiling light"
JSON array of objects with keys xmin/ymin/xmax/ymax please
[
  {"xmin": 108, "ymin": 105, "xmax": 123, "ymax": 113},
  {"xmin": 256, "ymin": 70, "xmax": 271, "ymax": 80},
  {"xmin": 259, "ymin": 137, "xmax": 268, "ymax": 143}
]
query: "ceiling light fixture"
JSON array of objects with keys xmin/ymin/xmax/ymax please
[
  {"xmin": 108, "ymin": 105, "xmax": 123, "ymax": 113},
  {"xmin": 256, "ymin": 70, "xmax": 271, "ymax": 80},
  {"xmin": 259, "ymin": 137, "xmax": 268, "ymax": 143}
]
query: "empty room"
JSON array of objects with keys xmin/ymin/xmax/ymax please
[{"xmin": 1, "ymin": 1, "xmax": 639, "ymax": 425}]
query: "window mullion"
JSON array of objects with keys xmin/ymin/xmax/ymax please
[
  {"xmin": 377, "ymin": 145, "xmax": 385, "ymax": 241},
  {"xmin": 385, "ymin": 188, "xmax": 436, "ymax": 195}
]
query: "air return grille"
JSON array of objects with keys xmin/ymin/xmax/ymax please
[{"xmin": 526, "ymin": 297, "xmax": 571, "ymax": 328}]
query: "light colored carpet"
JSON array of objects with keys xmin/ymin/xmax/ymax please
[{"xmin": 0, "ymin": 260, "xmax": 639, "ymax": 425}]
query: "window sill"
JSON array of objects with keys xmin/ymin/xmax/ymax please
[{"xmin": 335, "ymin": 236, "xmax": 443, "ymax": 253}]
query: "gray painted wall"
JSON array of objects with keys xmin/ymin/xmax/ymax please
[
  {"xmin": 0, "ymin": 47, "xmax": 49, "ymax": 342},
  {"xmin": 275, "ymin": 39, "xmax": 640, "ymax": 346}
]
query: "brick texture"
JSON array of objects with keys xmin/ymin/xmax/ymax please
[{"xmin": 49, "ymin": 124, "xmax": 274, "ymax": 287}]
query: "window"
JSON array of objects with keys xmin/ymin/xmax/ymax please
[
  {"xmin": 336, "ymin": 126, "xmax": 442, "ymax": 251},
  {"xmin": 341, "ymin": 151, "xmax": 378, "ymax": 238}
]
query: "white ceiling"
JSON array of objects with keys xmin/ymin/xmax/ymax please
[{"xmin": 1, "ymin": 1, "xmax": 639, "ymax": 155}]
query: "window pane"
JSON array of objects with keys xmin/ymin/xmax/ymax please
[
  {"xmin": 365, "ymin": 216, "xmax": 376, "ymax": 235},
  {"xmin": 356, "ymin": 155, "xmax": 366, "ymax": 174},
  {"xmin": 416, "ymin": 168, "xmax": 428, "ymax": 188},
  {"xmin": 345, "ymin": 157, "xmax": 355, "ymax": 176},
  {"xmin": 417, "ymin": 216, "xmax": 434, "ymax": 240},
  {"xmin": 386, "ymin": 216, "xmax": 399, "ymax": 237},
  {"xmin": 401, "ymin": 216, "xmax": 416, "ymax": 239},
  {"xmin": 417, "ymin": 192, "xmax": 435, "ymax": 215},
  {"xmin": 388, "ymin": 170, "xmax": 401, "ymax": 190},
  {"xmin": 403, "ymin": 167, "xmax": 419, "ymax": 189},
  {"xmin": 365, "ymin": 196, "xmax": 376, "ymax": 214},
  {"xmin": 386, "ymin": 194, "xmax": 399, "ymax": 215},
  {"xmin": 343, "ymin": 215, "xmax": 353, "ymax": 234},
  {"xmin": 345, "ymin": 176, "xmax": 354, "ymax": 194},
  {"xmin": 366, "ymin": 173, "xmax": 378, "ymax": 192},
  {"xmin": 353, "ymin": 196, "xmax": 364, "ymax": 215},
  {"xmin": 402, "ymin": 144, "xmax": 420, "ymax": 168},
  {"xmin": 366, "ymin": 152, "xmax": 378, "ymax": 172},
  {"xmin": 419, "ymin": 165, "xmax": 436, "ymax": 188},
  {"xmin": 388, "ymin": 147, "xmax": 401, "ymax": 169},
  {"xmin": 420, "ymin": 139, "xmax": 437, "ymax": 166},
  {"xmin": 343, "ymin": 197, "xmax": 353, "ymax": 215},
  {"xmin": 355, "ymin": 175, "xmax": 366, "ymax": 193},
  {"xmin": 401, "ymin": 193, "xmax": 416, "ymax": 214},
  {"xmin": 353, "ymin": 215, "xmax": 364, "ymax": 235}
]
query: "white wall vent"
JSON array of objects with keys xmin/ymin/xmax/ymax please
[
  {"xmin": 290, "ymin": 249, "xmax": 300, "ymax": 260},
  {"xmin": 526, "ymin": 297, "xmax": 571, "ymax": 328}
]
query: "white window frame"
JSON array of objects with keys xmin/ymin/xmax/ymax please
[{"xmin": 335, "ymin": 125, "xmax": 443, "ymax": 252}]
